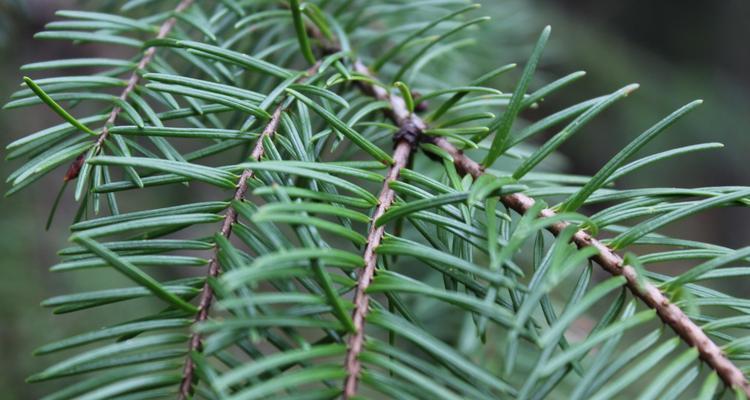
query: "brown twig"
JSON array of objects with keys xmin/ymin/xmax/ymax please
[
  {"xmin": 63, "ymin": 0, "xmax": 194, "ymax": 181},
  {"xmin": 176, "ymin": 107, "xmax": 281, "ymax": 399},
  {"xmin": 177, "ymin": 62, "xmax": 322, "ymax": 399},
  {"xmin": 342, "ymin": 61, "xmax": 425, "ymax": 398},
  {"xmin": 344, "ymin": 140, "xmax": 412, "ymax": 398},
  {"xmin": 430, "ymin": 136, "xmax": 750, "ymax": 395},
  {"xmin": 345, "ymin": 52, "xmax": 750, "ymax": 397}
]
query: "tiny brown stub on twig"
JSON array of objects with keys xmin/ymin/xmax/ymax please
[{"xmin": 63, "ymin": 155, "xmax": 84, "ymax": 182}]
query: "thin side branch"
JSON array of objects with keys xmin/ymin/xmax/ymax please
[
  {"xmin": 64, "ymin": 0, "xmax": 194, "ymax": 180},
  {"xmin": 178, "ymin": 62, "xmax": 322, "ymax": 399},
  {"xmin": 344, "ymin": 141, "xmax": 412, "ymax": 398},
  {"xmin": 176, "ymin": 106, "xmax": 282, "ymax": 399},
  {"xmin": 431, "ymin": 136, "xmax": 750, "ymax": 395},
  {"xmin": 346, "ymin": 53, "xmax": 750, "ymax": 395},
  {"xmin": 343, "ymin": 62, "xmax": 424, "ymax": 398}
]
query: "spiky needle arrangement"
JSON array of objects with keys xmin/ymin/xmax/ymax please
[{"xmin": 5, "ymin": 1, "xmax": 750, "ymax": 399}]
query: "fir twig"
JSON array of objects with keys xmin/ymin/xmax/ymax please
[
  {"xmin": 432, "ymin": 136, "xmax": 750, "ymax": 395},
  {"xmin": 342, "ymin": 62, "xmax": 426, "ymax": 398},
  {"xmin": 177, "ymin": 62, "xmax": 323, "ymax": 400},
  {"xmin": 63, "ymin": 0, "xmax": 195, "ymax": 181},
  {"xmin": 333, "ymin": 39, "xmax": 750, "ymax": 398}
]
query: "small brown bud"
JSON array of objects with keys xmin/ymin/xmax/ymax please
[{"xmin": 63, "ymin": 154, "xmax": 85, "ymax": 182}]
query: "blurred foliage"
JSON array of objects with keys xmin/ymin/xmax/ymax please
[{"xmin": 0, "ymin": 0, "xmax": 747, "ymax": 398}]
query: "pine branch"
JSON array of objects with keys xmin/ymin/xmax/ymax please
[
  {"xmin": 63, "ymin": 0, "xmax": 194, "ymax": 181},
  {"xmin": 344, "ymin": 140, "xmax": 411, "ymax": 398},
  {"xmin": 342, "ymin": 62, "xmax": 426, "ymax": 398},
  {"xmin": 302, "ymin": 23, "xmax": 430, "ymax": 397},
  {"xmin": 12, "ymin": 2, "xmax": 750, "ymax": 397},
  {"xmin": 176, "ymin": 107, "xmax": 279, "ymax": 400},
  {"xmin": 337, "ymin": 42, "xmax": 750, "ymax": 398},
  {"xmin": 177, "ymin": 62, "xmax": 322, "ymax": 399},
  {"xmin": 433, "ymin": 139, "xmax": 750, "ymax": 395}
]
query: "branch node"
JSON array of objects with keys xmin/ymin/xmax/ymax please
[{"xmin": 393, "ymin": 119, "xmax": 422, "ymax": 148}]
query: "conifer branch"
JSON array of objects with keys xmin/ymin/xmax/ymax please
[
  {"xmin": 343, "ymin": 61, "xmax": 425, "ymax": 399},
  {"xmin": 431, "ymin": 137, "xmax": 750, "ymax": 395},
  {"xmin": 176, "ymin": 107, "xmax": 281, "ymax": 400},
  {"xmin": 12, "ymin": 2, "xmax": 750, "ymax": 398},
  {"xmin": 177, "ymin": 62, "xmax": 322, "ymax": 399},
  {"xmin": 63, "ymin": 0, "xmax": 195, "ymax": 181},
  {"xmin": 342, "ymin": 48, "xmax": 750, "ymax": 397},
  {"xmin": 344, "ymin": 140, "xmax": 412, "ymax": 398}
]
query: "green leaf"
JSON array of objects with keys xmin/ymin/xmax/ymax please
[
  {"xmin": 428, "ymin": 63, "xmax": 516, "ymax": 122},
  {"xmin": 606, "ymin": 142, "xmax": 724, "ymax": 183},
  {"xmin": 377, "ymin": 237, "xmax": 517, "ymax": 288},
  {"xmin": 288, "ymin": 83, "xmax": 349, "ymax": 109},
  {"xmin": 71, "ymin": 213, "xmax": 222, "ymax": 238},
  {"xmin": 610, "ymin": 188, "xmax": 750, "ymax": 249},
  {"xmin": 360, "ymin": 351, "xmax": 464, "ymax": 400},
  {"xmin": 215, "ymin": 344, "xmax": 346, "ymax": 390},
  {"xmin": 253, "ymin": 213, "xmax": 366, "ymax": 245},
  {"xmin": 585, "ymin": 329, "xmax": 663, "ymax": 396},
  {"xmin": 74, "ymin": 372, "xmax": 181, "ymax": 400},
  {"xmin": 34, "ymin": 30, "xmax": 143, "ymax": 47},
  {"xmin": 236, "ymin": 161, "xmax": 378, "ymax": 204},
  {"xmin": 109, "ymin": 125, "xmax": 256, "ymax": 140},
  {"xmin": 253, "ymin": 185, "xmax": 373, "ymax": 208},
  {"xmin": 481, "ymin": 26, "xmax": 550, "ymax": 166},
  {"xmin": 365, "ymin": 339, "xmax": 491, "ymax": 399},
  {"xmin": 394, "ymin": 81, "xmax": 415, "ymax": 114},
  {"xmin": 540, "ymin": 310, "xmax": 655, "ymax": 375},
  {"xmin": 174, "ymin": 40, "xmax": 293, "ymax": 79},
  {"xmin": 521, "ymin": 70, "xmax": 586, "ymax": 108},
  {"xmin": 560, "ymin": 100, "xmax": 702, "ymax": 211},
  {"xmin": 146, "ymin": 83, "xmax": 270, "ymax": 119},
  {"xmin": 72, "ymin": 236, "xmax": 198, "ymax": 313},
  {"xmin": 286, "ymin": 89, "xmax": 394, "ymax": 164},
  {"xmin": 50, "ymin": 255, "xmax": 207, "ymax": 272},
  {"xmin": 665, "ymin": 246, "xmax": 750, "ymax": 289},
  {"xmin": 368, "ymin": 271, "xmax": 516, "ymax": 328},
  {"xmin": 393, "ymin": 16, "xmax": 490, "ymax": 82},
  {"xmin": 368, "ymin": 310, "xmax": 516, "ymax": 396},
  {"xmin": 198, "ymin": 316, "xmax": 344, "ymax": 332},
  {"xmin": 38, "ymin": 361, "xmax": 180, "ymax": 400},
  {"xmin": 301, "ymin": 3, "xmax": 333, "ymax": 40},
  {"xmin": 71, "ymin": 201, "xmax": 228, "ymax": 231},
  {"xmin": 21, "ymin": 77, "xmax": 96, "ymax": 135},
  {"xmin": 225, "ymin": 366, "xmax": 346, "ymax": 400},
  {"xmin": 222, "ymin": 248, "xmax": 363, "ymax": 290},
  {"xmin": 42, "ymin": 282, "xmax": 200, "ymax": 310},
  {"xmin": 289, "ymin": 0, "xmax": 316, "ymax": 64},
  {"xmin": 468, "ymin": 174, "xmax": 517, "ymax": 204},
  {"xmin": 639, "ymin": 348, "xmax": 698, "ymax": 400},
  {"xmin": 55, "ymin": 10, "xmax": 154, "ymax": 31},
  {"xmin": 507, "ymin": 96, "xmax": 602, "ymax": 148},
  {"xmin": 88, "ymin": 156, "xmax": 238, "ymax": 189},
  {"xmin": 34, "ymin": 319, "xmax": 190, "ymax": 355},
  {"xmin": 21, "ymin": 58, "xmax": 135, "ymax": 71},
  {"xmin": 378, "ymin": 192, "xmax": 469, "ymax": 226},
  {"xmin": 696, "ymin": 372, "xmax": 720, "ymax": 400},
  {"xmin": 589, "ymin": 338, "xmax": 680, "ymax": 400},
  {"xmin": 539, "ymin": 276, "xmax": 627, "ymax": 346},
  {"xmin": 27, "ymin": 333, "xmax": 186, "ymax": 382},
  {"xmin": 255, "ymin": 201, "xmax": 370, "ymax": 223},
  {"xmin": 513, "ymin": 83, "xmax": 640, "ymax": 178},
  {"xmin": 144, "ymin": 73, "xmax": 265, "ymax": 102},
  {"xmin": 10, "ymin": 141, "xmax": 92, "ymax": 189},
  {"xmin": 372, "ymin": 4, "xmax": 480, "ymax": 72}
]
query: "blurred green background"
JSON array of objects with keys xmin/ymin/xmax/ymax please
[{"xmin": 0, "ymin": 1, "xmax": 748, "ymax": 398}]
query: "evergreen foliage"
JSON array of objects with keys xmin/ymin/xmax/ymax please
[{"xmin": 4, "ymin": 0, "xmax": 750, "ymax": 398}]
